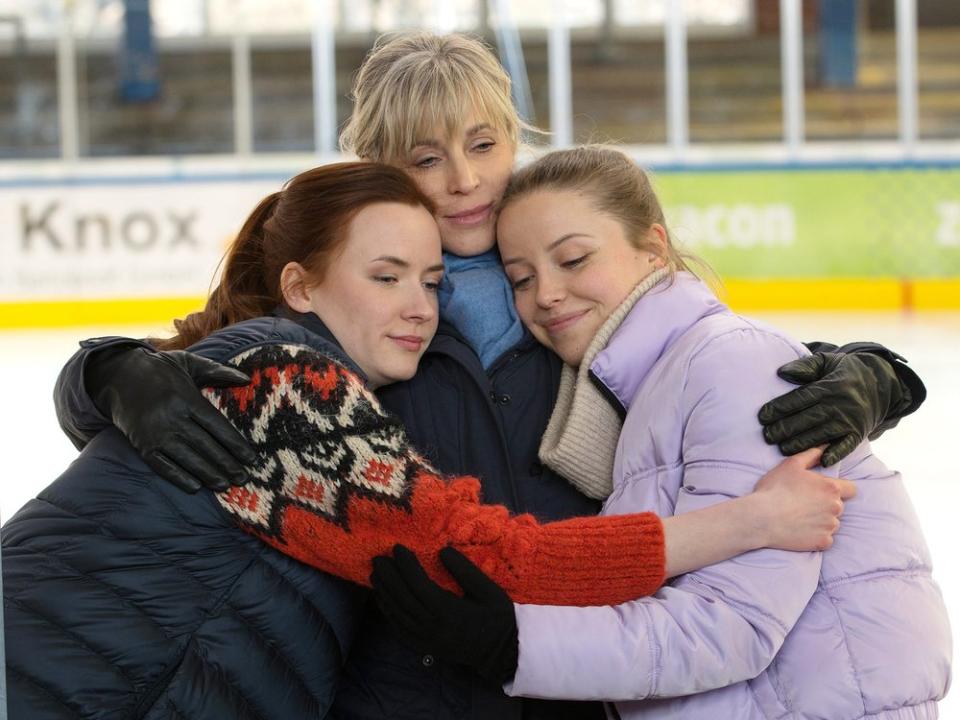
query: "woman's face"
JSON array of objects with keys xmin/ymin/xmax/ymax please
[
  {"xmin": 295, "ymin": 202, "xmax": 444, "ymax": 389},
  {"xmin": 402, "ymin": 113, "xmax": 515, "ymax": 257},
  {"xmin": 498, "ymin": 189, "xmax": 662, "ymax": 367}
]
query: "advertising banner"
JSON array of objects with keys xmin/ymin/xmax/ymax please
[
  {"xmin": 1, "ymin": 164, "xmax": 958, "ymax": 325},
  {"xmin": 655, "ymin": 166, "xmax": 960, "ymax": 278},
  {"xmin": 0, "ymin": 177, "xmax": 281, "ymax": 303}
]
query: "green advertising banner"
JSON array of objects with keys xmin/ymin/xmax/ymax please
[{"xmin": 652, "ymin": 167, "xmax": 960, "ymax": 278}]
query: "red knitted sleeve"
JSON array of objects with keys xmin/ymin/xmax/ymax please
[{"xmin": 203, "ymin": 342, "xmax": 665, "ymax": 607}]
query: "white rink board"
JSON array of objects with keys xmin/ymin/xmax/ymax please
[
  {"xmin": 0, "ymin": 176, "xmax": 285, "ymax": 301},
  {"xmin": 0, "ymin": 312, "xmax": 956, "ymax": 714}
]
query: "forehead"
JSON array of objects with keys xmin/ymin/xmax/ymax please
[
  {"xmin": 501, "ymin": 189, "xmax": 597, "ymax": 226},
  {"xmin": 498, "ymin": 189, "xmax": 623, "ymax": 251},
  {"xmin": 342, "ymin": 202, "xmax": 441, "ymax": 257}
]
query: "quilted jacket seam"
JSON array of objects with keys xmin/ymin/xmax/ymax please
[
  {"xmin": 221, "ymin": 602, "xmax": 320, "ymax": 708},
  {"xmin": 27, "ymin": 494, "xmax": 225, "ymax": 600},
  {"xmin": 824, "ymin": 589, "xmax": 869, "ymax": 718},
  {"xmin": 135, "ymin": 552, "xmax": 267, "ymax": 715},
  {"xmin": 642, "ymin": 601, "xmax": 660, "ymax": 698},
  {"xmin": 619, "ymin": 459, "xmax": 683, "ymax": 486},
  {"xmin": 6, "ymin": 663, "xmax": 85, "ymax": 719},
  {"xmin": 136, "ymin": 548, "xmax": 321, "ymax": 715},
  {"xmin": 822, "ymin": 567, "xmax": 933, "ymax": 590},
  {"xmin": 186, "ymin": 641, "xmax": 272, "ymax": 720},
  {"xmin": 5, "ymin": 595, "xmax": 138, "ymax": 689},
  {"xmin": 165, "ymin": 699, "xmax": 189, "ymax": 720},
  {"xmin": 253, "ymin": 551, "xmax": 337, "ymax": 637},
  {"xmin": 683, "ymin": 574, "xmax": 791, "ymax": 637},
  {"xmin": 6, "ymin": 545, "xmax": 173, "ymax": 640}
]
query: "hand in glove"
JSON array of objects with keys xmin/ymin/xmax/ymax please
[
  {"xmin": 371, "ymin": 545, "xmax": 519, "ymax": 685},
  {"xmin": 759, "ymin": 351, "xmax": 910, "ymax": 467},
  {"xmin": 87, "ymin": 346, "xmax": 258, "ymax": 493}
]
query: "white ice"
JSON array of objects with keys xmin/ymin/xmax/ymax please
[{"xmin": 1, "ymin": 312, "xmax": 957, "ymax": 714}]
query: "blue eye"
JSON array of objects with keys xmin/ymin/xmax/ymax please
[{"xmin": 415, "ymin": 156, "xmax": 440, "ymax": 169}]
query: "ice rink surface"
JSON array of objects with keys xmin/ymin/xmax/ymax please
[{"xmin": 1, "ymin": 311, "xmax": 957, "ymax": 713}]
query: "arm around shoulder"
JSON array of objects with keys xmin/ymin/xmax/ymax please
[{"xmin": 205, "ymin": 341, "xmax": 669, "ymax": 606}]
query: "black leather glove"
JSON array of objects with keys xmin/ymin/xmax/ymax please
[
  {"xmin": 86, "ymin": 346, "xmax": 257, "ymax": 493},
  {"xmin": 371, "ymin": 545, "xmax": 519, "ymax": 685},
  {"xmin": 759, "ymin": 351, "xmax": 912, "ymax": 467}
]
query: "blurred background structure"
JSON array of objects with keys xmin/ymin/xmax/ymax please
[
  {"xmin": 0, "ymin": 1, "xmax": 957, "ymax": 714},
  {"xmin": 1, "ymin": 0, "xmax": 959, "ymax": 326}
]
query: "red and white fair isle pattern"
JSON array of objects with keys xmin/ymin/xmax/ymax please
[
  {"xmin": 202, "ymin": 343, "xmax": 434, "ymax": 537},
  {"xmin": 199, "ymin": 341, "xmax": 665, "ymax": 606}
]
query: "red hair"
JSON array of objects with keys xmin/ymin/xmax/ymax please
[{"xmin": 156, "ymin": 162, "xmax": 434, "ymax": 350}]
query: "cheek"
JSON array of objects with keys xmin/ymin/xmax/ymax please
[
  {"xmin": 491, "ymin": 166, "xmax": 511, "ymax": 195},
  {"xmin": 415, "ymin": 175, "xmax": 445, "ymax": 204},
  {"xmin": 342, "ymin": 289, "xmax": 385, "ymax": 332},
  {"xmin": 491, "ymin": 162, "xmax": 514, "ymax": 196},
  {"xmin": 401, "ymin": 168, "xmax": 440, "ymax": 205},
  {"xmin": 574, "ymin": 263, "xmax": 631, "ymax": 306},
  {"xmin": 583, "ymin": 276, "xmax": 615, "ymax": 302}
]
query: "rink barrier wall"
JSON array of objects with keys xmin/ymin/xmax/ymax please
[
  {"xmin": 3, "ymin": 278, "xmax": 959, "ymax": 329},
  {"xmin": 2, "ymin": 159, "xmax": 958, "ymax": 328}
]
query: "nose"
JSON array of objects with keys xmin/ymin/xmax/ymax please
[
  {"xmin": 446, "ymin": 153, "xmax": 480, "ymax": 195},
  {"xmin": 535, "ymin": 273, "xmax": 565, "ymax": 309},
  {"xmin": 403, "ymin": 285, "xmax": 438, "ymax": 324}
]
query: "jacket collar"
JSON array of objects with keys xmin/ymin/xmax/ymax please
[
  {"xmin": 535, "ymin": 268, "xmax": 668, "ymax": 499},
  {"xmin": 427, "ymin": 319, "xmax": 540, "ymax": 373},
  {"xmin": 590, "ymin": 272, "xmax": 727, "ymax": 413},
  {"xmin": 272, "ymin": 306, "xmax": 367, "ymax": 382}
]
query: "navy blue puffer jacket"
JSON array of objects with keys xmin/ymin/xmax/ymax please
[{"xmin": 3, "ymin": 315, "xmax": 366, "ymax": 720}]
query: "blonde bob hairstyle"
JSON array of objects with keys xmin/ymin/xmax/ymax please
[
  {"xmin": 340, "ymin": 31, "xmax": 537, "ymax": 164},
  {"xmin": 501, "ymin": 145, "xmax": 712, "ymax": 282}
]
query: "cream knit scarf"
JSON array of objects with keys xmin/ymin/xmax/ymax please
[{"xmin": 538, "ymin": 268, "xmax": 670, "ymax": 500}]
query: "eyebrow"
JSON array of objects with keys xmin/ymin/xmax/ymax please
[
  {"xmin": 501, "ymin": 233, "xmax": 593, "ymax": 266},
  {"xmin": 412, "ymin": 123, "xmax": 495, "ymax": 150},
  {"xmin": 370, "ymin": 256, "xmax": 445, "ymax": 273},
  {"xmin": 410, "ymin": 139, "xmax": 443, "ymax": 151},
  {"xmin": 466, "ymin": 123, "xmax": 493, "ymax": 136}
]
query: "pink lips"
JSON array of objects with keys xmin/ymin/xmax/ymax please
[
  {"xmin": 390, "ymin": 336, "xmax": 424, "ymax": 352},
  {"xmin": 542, "ymin": 310, "xmax": 589, "ymax": 335},
  {"xmin": 444, "ymin": 203, "xmax": 493, "ymax": 226}
]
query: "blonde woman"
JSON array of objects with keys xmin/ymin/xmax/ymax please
[{"xmin": 52, "ymin": 33, "xmax": 926, "ymax": 719}]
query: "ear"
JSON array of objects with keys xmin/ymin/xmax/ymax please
[
  {"xmin": 280, "ymin": 261, "xmax": 314, "ymax": 313},
  {"xmin": 646, "ymin": 223, "xmax": 668, "ymax": 257}
]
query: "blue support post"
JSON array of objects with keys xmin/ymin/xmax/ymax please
[
  {"xmin": 819, "ymin": 0, "xmax": 858, "ymax": 88},
  {"xmin": 120, "ymin": 0, "xmax": 160, "ymax": 103}
]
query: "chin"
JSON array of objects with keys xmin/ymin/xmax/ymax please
[
  {"xmin": 383, "ymin": 365, "xmax": 418, "ymax": 386},
  {"xmin": 443, "ymin": 228, "xmax": 497, "ymax": 257},
  {"xmin": 556, "ymin": 345, "xmax": 586, "ymax": 367}
]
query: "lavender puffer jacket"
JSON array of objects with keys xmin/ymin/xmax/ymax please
[{"xmin": 506, "ymin": 274, "xmax": 951, "ymax": 719}]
